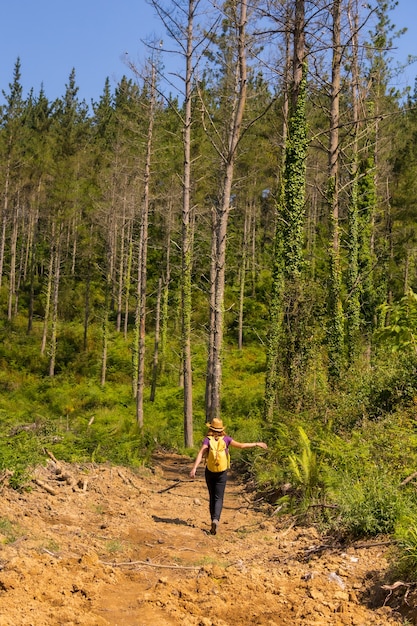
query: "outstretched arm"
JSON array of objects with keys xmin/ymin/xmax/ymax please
[
  {"xmin": 189, "ymin": 444, "xmax": 209, "ymax": 478},
  {"xmin": 230, "ymin": 440, "xmax": 268, "ymax": 450}
]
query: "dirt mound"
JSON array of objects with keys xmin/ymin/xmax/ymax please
[{"xmin": 0, "ymin": 451, "xmax": 413, "ymax": 625}]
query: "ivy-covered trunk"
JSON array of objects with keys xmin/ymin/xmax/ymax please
[
  {"xmin": 346, "ymin": 5, "xmax": 360, "ymax": 363},
  {"xmin": 281, "ymin": 63, "xmax": 309, "ymax": 405},
  {"xmin": 265, "ymin": 0, "xmax": 308, "ymax": 417},
  {"xmin": 327, "ymin": 0, "xmax": 345, "ymax": 380}
]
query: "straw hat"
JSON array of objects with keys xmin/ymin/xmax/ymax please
[{"xmin": 206, "ymin": 418, "xmax": 225, "ymax": 433}]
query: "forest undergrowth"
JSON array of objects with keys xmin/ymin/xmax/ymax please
[{"xmin": 2, "ymin": 313, "xmax": 417, "ymax": 588}]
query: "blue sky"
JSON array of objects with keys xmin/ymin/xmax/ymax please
[
  {"xmin": 1, "ymin": 0, "xmax": 416, "ymax": 105},
  {"xmin": 0, "ymin": 0, "xmax": 166, "ymax": 104}
]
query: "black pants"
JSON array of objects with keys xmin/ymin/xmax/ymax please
[{"xmin": 205, "ymin": 467, "xmax": 228, "ymax": 522}]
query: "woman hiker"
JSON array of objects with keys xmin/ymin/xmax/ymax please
[{"xmin": 189, "ymin": 418, "xmax": 268, "ymax": 535}]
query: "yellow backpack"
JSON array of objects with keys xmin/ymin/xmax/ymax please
[{"xmin": 206, "ymin": 436, "xmax": 230, "ymax": 472}]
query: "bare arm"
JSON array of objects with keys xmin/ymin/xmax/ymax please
[
  {"xmin": 230, "ymin": 440, "xmax": 268, "ymax": 450},
  {"xmin": 189, "ymin": 444, "xmax": 209, "ymax": 478}
]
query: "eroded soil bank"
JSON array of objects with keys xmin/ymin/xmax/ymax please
[{"xmin": 0, "ymin": 451, "xmax": 414, "ymax": 625}]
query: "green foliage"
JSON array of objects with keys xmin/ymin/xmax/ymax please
[
  {"xmin": 0, "ymin": 430, "xmax": 45, "ymax": 489},
  {"xmin": 221, "ymin": 347, "xmax": 265, "ymax": 417},
  {"xmin": 253, "ymin": 402, "xmax": 417, "ymax": 545},
  {"xmin": 328, "ymin": 469, "xmax": 407, "ymax": 538},
  {"xmin": 377, "ymin": 288, "xmax": 417, "ymax": 353},
  {"xmin": 366, "ymin": 351, "xmax": 417, "ymax": 418},
  {"xmin": 257, "ymin": 421, "xmax": 328, "ymax": 519},
  {"xmin": 282, "ymin": 64, "xmax": 308, "ymax": 279},
  {"xmin": 327, "ymin": 212, "xmax": 345, "ymax": 381},
  {"xmin": 357, "ymin": 156, "xmax": 378, "ymax": 328},
  {"xmin": 0, "ymin": 517, "xmax": 21, "ymax": 543},
  {"xmin": 0, "ymin": 11, "xmax": 416, "ymax": 596},
  {"xmin": 346, "ymin": 165, "xmax": 360, "ymax": 361},
  {"xmin": 394, "ymin": 519, "xmax": 417, "ymax": 579},
  {"xmin": 288, "ymin": 426, "xmax": 320, "ymax": 504}
]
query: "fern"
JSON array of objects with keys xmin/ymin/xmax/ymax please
[{"xmin": 288, "ymin": 426, "xmax": 320, "ymax": 501}]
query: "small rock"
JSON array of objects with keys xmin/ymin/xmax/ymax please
[
  {"xmin": 349, "ymin": 590, "xmax": 358, "ymax": 603},
  {"xmin": 328, "ymin": 572, "xmax": 345, "ymax": 589}
]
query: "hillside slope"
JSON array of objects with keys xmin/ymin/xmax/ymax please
[{"xmin": 0, "ymin": 451, "xmax": 411, "ymax": 625}]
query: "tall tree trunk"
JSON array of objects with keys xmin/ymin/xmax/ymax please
[
  {"xmin": 150, "ymin": 276, "xmax": 162, "ymax": 402},
  {"xmin": 41, "ymin": 221, "xmax": 56, "ymax": 356},
  {"xmin": 27, "ymin": 209, "xmax": 37, "ymax": 334},
  {"xmin": 238, "ymin": 206, "xmax": 249, "ymax": 350},
  {"xmin": 27, "ymin": 188, "xmax": 42, "ymax": 334},
  {"xmin": 160, "ymin": 198, "xmax": 172, "ymax": 374},
  {"xmin": 123, "ymin": 218, "xmax": 133, "ymax": 339},
  {"xmin": 100, "ymin": 275, "xmax": 110, "ymax": 387},
  {"xmin": 0, "ymin": 160, "xmax": 11, "ymax": 290},
  {"xmin": 250, "ymin": 209, "xmax": 257, "ymax": 297},
  {"xmin": 292, "ymin": 0, "xmax": 305, "ymax": 110},
  {"xmin": 101, "ymin": 209, "xmax": 115, "ymax": 387},
  {"xmin": 83, "ymin": 259, "xmax": 91, "ymax": 351},
  {"xmin": 327, "ymin": 0, "xmax": 345, "ymax": 380},
  {"xmin": 264, "ymin": 0, "xmax": 305, "ymax": 419},
  {"xmin": 48, "ymin": 225, "xmax": 62, "ymax": 377},
  {"xmin": 135, "ymin": 64, "xmax": 155, "ymax": 429},
  {"xmin": 206, "ymin": 0, "xmax": 248, "ymax": 422},
  {"xmin": 205, "ymin": 205, "xmax": 217, "ymax": 421},
  {"xmin": 181, "ymin": 0, "xmax": 195, "ymax": 447},
  {"xmin": 0, "ymin": 216, "xmax": 6, "ymax": 291},
  {"xmin": 116, "ymin": 192, "xmax": 127, "ymax": 333},
  {"xmin": 346, "ymin": 1, "xmax": 361, "ymax": 362},
  {"xmin": 8, "ymin": 194, "xmax": 19, "ymax": 320}
]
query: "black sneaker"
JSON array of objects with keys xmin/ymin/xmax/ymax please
[{"xmin": 210, "ymin": 520, "xmax": 219, "ymax": 535}]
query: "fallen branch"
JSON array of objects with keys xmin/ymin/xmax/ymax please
[
  {"xmin": 100, "ymin": 559, "xmax": 201, "ymax": 571},
  {"xmin": 381, "ymin": 581, "xmax": 412, "ymax": 590},
  {"xmin": 45, "ymin": 449, "xmax": 61, "ymax": 465},
  {"xmin": 165, "ymin": 546, "xmax": 198, "ymax": 553},
  {"xmin": 302, "ymin": 544, "xmax": 334, "ymax": 557},
  {"xmin": 45, "ymin": 449, "xmax": 76, "ymax": 486},
  {"xmin": 41, "ymin": 548, "xmax": 60, "ymax": 558},
  {"xmin": 33, "ymin": 478, "xmax": 58, "ymax": 496},
  {"xmin": 117, "ymin": 469, "xmax": 142, "ymax": 491},
  {"xmin": 353, "ymin": 540, "xmax": 393, "ymax": 549},
  {"xmin": 157, "ymin": 480, "xmax": 191, "ymax": 494},
  {"xmin": 400, "ymin": 471, "xmax": 417, "ymax": 486},
  {"xmin": 303, "ymin": 538, "xmax": 393, "ymax": 557},
  {"xmin": 308, "ymin": 503, "xmax": 339, "ymax": 509},
  {"xmin": 279, "ymin": 521, "xmax": 296, "ymax": 537},
  {"xmin": 381, "ymin": 580, "xmax": 417, "ymax": 606}
]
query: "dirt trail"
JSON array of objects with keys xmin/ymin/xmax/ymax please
[{"xmin": 0, "ymin": 451, "xmax": 413, "ymax": 625}]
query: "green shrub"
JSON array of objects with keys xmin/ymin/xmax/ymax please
[
  {"xmin": 329, "ymin": 469, "xmax": 407, "ymax": 538},
  {"xmin": 366, "ymin": 351, "xmax": 417, "ymax": 418},
  {"xmin": 0, "ymin": 517, "xmax": 21, "ymax": 543},
  {"xmin": 288, "ymin": 426, "xmax": 320, "ymax": 501},
  {"xmin": 394, "ymin": 518, "xmax": 417, "ymax": 580},
  {"xmin": 0, "ymin": 431, "xmax": 45, "ymax": 489}
]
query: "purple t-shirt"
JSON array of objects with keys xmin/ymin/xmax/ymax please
[{"xmin": 203, "ymin": 435, "xmax": 233, "ymax": 449}]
